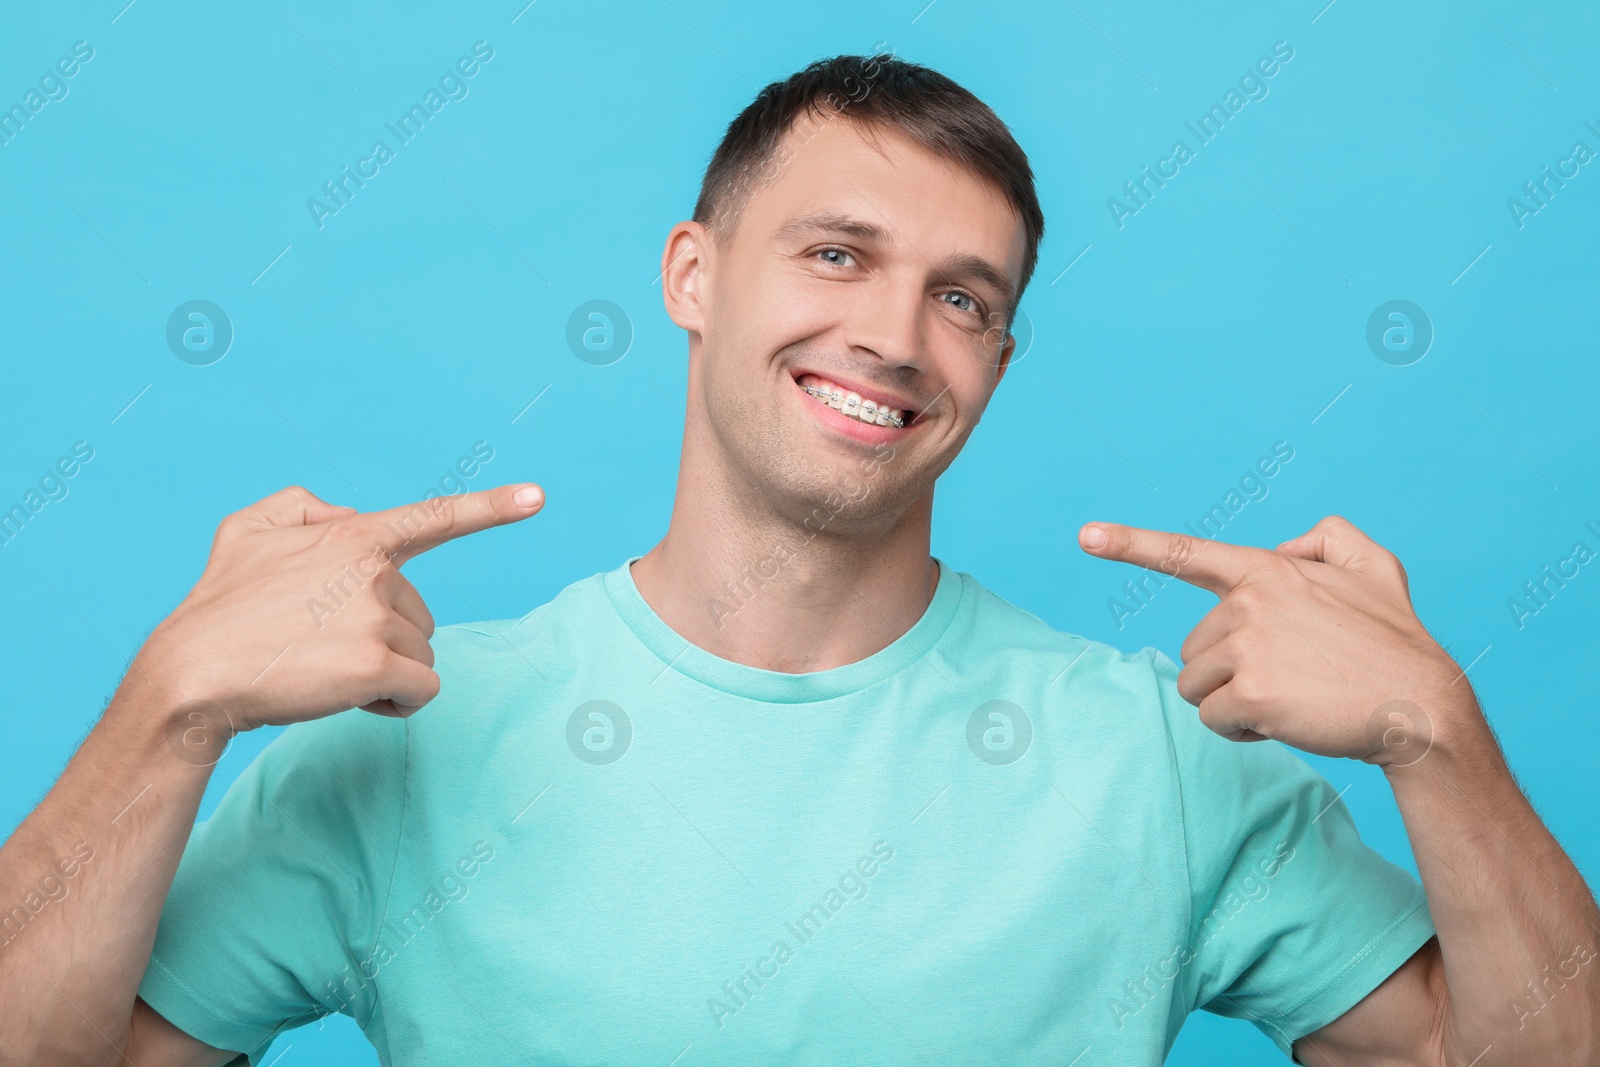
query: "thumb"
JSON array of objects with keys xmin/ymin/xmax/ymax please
[{"xmin": 245, "ymin": 485, "xmax": 358, "ymax": 528}]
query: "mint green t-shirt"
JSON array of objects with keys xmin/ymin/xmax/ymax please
[{"xmin": 138, "ymin": 556, "xmax": 1435, "ymax": 1066}]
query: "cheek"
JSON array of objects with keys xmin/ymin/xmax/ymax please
[{"xmin": 943, "ymin": 362, "xmax": 999, "ymax": 424}]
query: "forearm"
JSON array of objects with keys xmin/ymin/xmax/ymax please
[
  {"xmin": 0, "ymin": 668, "xmax": 218, "ymax": 1066},
  {"xmin": 1385, "ymin": 698, "xmax": 1600, "ymax": 1065}
]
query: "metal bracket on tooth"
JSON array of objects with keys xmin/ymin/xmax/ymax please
[{"xmin": 801, "ymin": 384, "xmax": 906, "ymax": 428}]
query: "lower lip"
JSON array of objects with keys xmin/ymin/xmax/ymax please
[{"xmin": 792, "ymin": 376, "xmax": 914, "ymax": 446}]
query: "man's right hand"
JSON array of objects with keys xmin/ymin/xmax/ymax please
[{"xmin": 131, "ymin": 482, "xmax": 545, "ymax": 739}]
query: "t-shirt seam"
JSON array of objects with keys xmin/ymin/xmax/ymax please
[
  {"xmin": 451, "ymin": 604, "xmax": 549, "ymax": 639},
  {"xmin": 366, "ymin": 714, "xmax": 411, "ymax": 1029},
  {"xmin": 602, "ymin": 566, "xmax": 969, "ymax": 704},
  {"xmin": 144, "ymin": 952, "xmax": 239, "ymax": 1029},
  {"xmin": 1151, "ymin": 647, "xmax": 1200, "ymax": 1015},
  {"xmin": 144, "ymin": 953, "xmax": 290, "ymax": 1060},
  {"xmin": 1268, "ymin": 892, "xmax": 1430, "ymax": 1031}
]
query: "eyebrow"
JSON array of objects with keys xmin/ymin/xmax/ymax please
[{"xmin": 772, "ymin": 210, "xmax": 1019, "ymax": 321}]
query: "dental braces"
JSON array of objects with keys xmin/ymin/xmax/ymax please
[{"xmin": 801, "ymin": 384, "xmax": 907, "ymax": 428}]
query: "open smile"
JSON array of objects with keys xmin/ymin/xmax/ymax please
[{"xmin": 791, "ymin": 371, "xmax": 923, "ymax": 446}]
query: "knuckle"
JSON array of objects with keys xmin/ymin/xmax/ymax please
[
  {"xmin": 1175, "ymin": 666, "xmax": 1202, "ymax": 707},
  {"xmin": 352, "ymin": 640, "xmax": 392, "ymax": 682},
  {"xmin": 1247, "ymin": 555, "xmax": 1295, "ymax": 588},
  {"xmin": 1160, "ymin": 535, "xmax": 1193, "ymax": 574},
  {"xmin": 264, "ymin": 484, "xmax": 316, "ymax": 509},
  {"xmin": 1231, "ymin": 671, "xmax": 1274, "ymax": 711},
  {"xmin": 433, "ymin": 496, "xmax": 464, "ymax": 536},
  {"xmin": 1257, "ymin": 551, "xmax": 1295, "ymax": 577},
  {"xmin": 323, "ymin": 516, "xmax": 366, "ymax": 544},
  {"xmin": 1229, "ymin": 584, "xmax": 1264, "ymax": 612},
  {"xmin": 349, "ymin": 596, "xmax": 389, "ymax": 628},
  {"xmin": 399, "ymin": 672, "xmax": 442, "ymax": 713}
]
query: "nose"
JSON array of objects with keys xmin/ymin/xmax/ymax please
[{"xmin": 843, "ymin": 274, "xmax": 927, "ymax": 373}]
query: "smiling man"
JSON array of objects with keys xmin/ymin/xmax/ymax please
[{"xmin": 2, "ymin": 54, "xmax": 1597, "ymax": 1067}]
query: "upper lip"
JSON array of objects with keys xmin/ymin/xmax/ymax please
[{"xmin": 791, "ymin": 367, "xmax": 919, "ymax": 416}]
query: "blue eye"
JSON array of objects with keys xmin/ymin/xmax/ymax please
[
  {"xmin": 943, "ymin": 291, "xmax": 979, "ymax": 314},
  {"xmin": 816, "ymin": 247, "xmax": 855, "ymax": 267}
]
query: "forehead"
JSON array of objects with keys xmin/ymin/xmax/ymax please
[{"xmin": 734, "ymin": 112, "xmax": 1027, "ymax": 291}]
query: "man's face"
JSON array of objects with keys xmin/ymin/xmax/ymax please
[{"xmin": 664, "ymin": 112, "xmax": 1026, "ymax": 527}]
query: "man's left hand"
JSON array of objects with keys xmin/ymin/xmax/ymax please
[{"xmin": 1079, "ymin": 514, "xmax": 1479, "ymax": 766}]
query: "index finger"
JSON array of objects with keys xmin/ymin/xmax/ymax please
[
  {"xmin": 355, "ymin": 483, "xmax": 545, "ymax": 564},
  {"xmin": 1078, "ymin": 522, "xmax": 1261, "ymax": 596}
]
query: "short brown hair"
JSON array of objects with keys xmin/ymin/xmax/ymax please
[{"xmin": 692, "ymin": 52, "xmax": 1046, "ymax": 325}]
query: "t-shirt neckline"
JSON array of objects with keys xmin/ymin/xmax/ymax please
[{"xmin": 600, "ymin": 553, "xmax": 964, "ymax": 703}]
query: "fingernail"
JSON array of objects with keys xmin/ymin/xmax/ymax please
[
  {"xmin": 513, "ymin": 485, "xmax": 544, "ymax": 509},
  {"xmin": 1080, "ymin": 524, "xmax": 1107, "ymax": 550}
]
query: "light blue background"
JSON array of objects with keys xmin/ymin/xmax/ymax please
[{"xmin": 3, "ymin": 1, "xmax": 1597, "ymax": 1063}]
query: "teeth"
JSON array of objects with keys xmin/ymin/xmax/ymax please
[{"xmin": 798, "ymin": 377, "xmax": 906, "ymax": 428}]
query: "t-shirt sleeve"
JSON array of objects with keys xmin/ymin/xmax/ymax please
[
  {"xmin": 1148, "ymin": 647, "xmax": 1436, "ymax": 1061},
  {"xmin": 136, "ymin": 707, "xmax": 409, "ymax": 1065}
]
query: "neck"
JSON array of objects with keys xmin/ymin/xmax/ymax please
[{"xmin": 630, "ymin": 442, "xmax": 938, "ymax": 675}]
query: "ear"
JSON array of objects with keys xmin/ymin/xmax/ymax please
[
  {"xmin": 660, "ymin": 220, "xmax": 711, "ymax": 336},
  {"xmin": 991, "ymin": 327, "xmax": 1017, "ymax": 389}
]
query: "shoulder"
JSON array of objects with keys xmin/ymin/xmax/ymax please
[
  {"xmin": 433, "ymin": 567, "xmax": 610, "ymax": 655},
  {"xmin": 945, "ymin": 566, "xmax": 1169, "ymax": 690}
]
